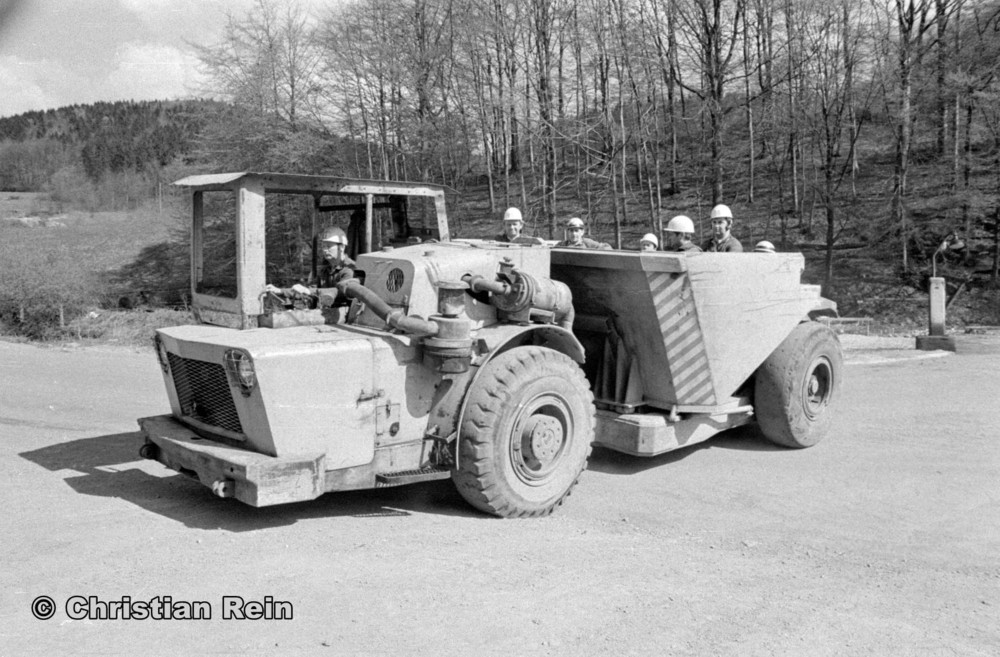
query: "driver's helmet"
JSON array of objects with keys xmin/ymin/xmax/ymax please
[{"xmin": 319, "ymin": 226, "xmax": 348, "ymax": 246}]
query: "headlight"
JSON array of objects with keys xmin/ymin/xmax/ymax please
[
  {"xmin": 224, "ymin": 349, "xmax": 257, "ymax": 396},
  {"xmin": 154, "ymin": 335, "xmax": 170, "ymax": 374}
]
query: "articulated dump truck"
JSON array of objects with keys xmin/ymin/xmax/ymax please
[{"xmin": 139, "ymin": 173, "xmax": 842, "ymax": 518}]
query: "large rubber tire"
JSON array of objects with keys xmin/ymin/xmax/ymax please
[
  {"xmin": 451, "ymin": 347, "xmax": 595, "ymax": 518},
  {"xmin": 754, "ymin": 322, "xmax": 843, "ymax": 448}
]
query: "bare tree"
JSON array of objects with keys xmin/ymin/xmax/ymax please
[
  {"xmin": 800, "ymin": 0, "xmax": 876, "ymax": 288},
  {"xmin": 889, "ymin": 0, "xmax": 936, "ymax": 273},
  {"xmin": 194, "ymin": 0, "xmax": 326, "ymax": 169},
  {"xmin": 675, "ymin": 0, "xmax": 747, "ymax": 204},
  {"xmin": 530, "ymin": 0, "xmax": 558, "ymax": 237}
]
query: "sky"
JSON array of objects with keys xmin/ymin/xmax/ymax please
[{"xmin": 0, "ymin": 0, "xmax": 329, "ymax": 118}]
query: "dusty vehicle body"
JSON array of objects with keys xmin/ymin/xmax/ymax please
[{"xmin": 139, "ymin": 172, "xmax": 842, "ymax": 517}]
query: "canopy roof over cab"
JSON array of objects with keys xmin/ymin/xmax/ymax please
[
  {"xmin": 173, "ymin": 172, "xmax": 450, "ymax": 201},
  {"xmin": 175, "ymin": 172, "xmax": 450, "ymax": 328}
]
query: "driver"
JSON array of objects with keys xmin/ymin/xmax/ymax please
[
  {"xmin": 266, "ymin": 226, "xmax": 356, "ymax": 308},
  {"xmin": 312, "ymin": 226, "xmax": 356, "ymax": 288}
]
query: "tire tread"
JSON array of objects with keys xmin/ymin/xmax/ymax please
[{"xmin": 451, "ymin": 347, "xmax": 595, "ymax": 517}]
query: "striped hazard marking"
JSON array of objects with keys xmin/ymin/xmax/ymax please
[{"xmin": 646, "ymin": 271, "xmax": 716, "ymax": 405}]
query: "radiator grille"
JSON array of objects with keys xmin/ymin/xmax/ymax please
[{"xmin": 167, "ymin": 353, "xmax": 244, "ymax": 434}]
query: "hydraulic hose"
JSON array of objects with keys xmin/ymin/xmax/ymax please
[
  {"xmin": 463, "ymin": 273, "xmax": 509, "ymax": 296},
  {"xmin": 336, "ymin": 278, "xmax": 440, "ymax": 337}
]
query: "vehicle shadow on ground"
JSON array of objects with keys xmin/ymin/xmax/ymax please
[
  {"xmin": 19, "ymin": 431, "xmax": 484, "ymax": 531},
  {"xmin": 587, "ymin": 424, "xmax": 783, "ymax": 475}
]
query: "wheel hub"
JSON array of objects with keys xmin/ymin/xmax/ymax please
[
  {"xmin": 804, "ymin": 358, "xmax": 832, "ymax": 418},
  {"xmin": 521, "ymin": 415, "xmax": 564, "ymax": 466}
]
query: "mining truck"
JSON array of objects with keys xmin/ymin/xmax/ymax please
[{"xmin": 138, "ymin": 172, "xmax": 843, "ymax": 517}]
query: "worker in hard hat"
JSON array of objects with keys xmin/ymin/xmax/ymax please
[
  {"xmin": 265, "ymin": 225, "xmax": 356, "ymax": 308},
  {"xmin": 497, "ymin": 207, "xmax": 524, "ymax": 242},
  {"xmin": 754, "ymin": 240, "xmax": 776, "ymax": 254},
  {"xmin": 495, "ymin": 207, "xmax": 543, "ymax": 245},
  {"xmin": 703, "ymin": 204, "xmax": 743, "ymax": 252},
  {"xmin": 313, "ymin": 225, "xmax": 357, "ymax": 287},
  {"xmin": 639, "ymin": 233, "xmax": 659, "ymax": 251},
  {"xmin": 556, "ymin": 217, "xmax": 611, "ymax": 249},
  {"xmin": 664, "ymin": 215, "xmax": 703, "ymax": 253}
]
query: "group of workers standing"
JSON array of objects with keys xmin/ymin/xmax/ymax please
[
  {"xmin": 497, "ymin": 208, "xmax": 612, "ymax": 249},
  {"xmin": 499, "ymin": 204, "xmax": 776, "ymax": 254}
]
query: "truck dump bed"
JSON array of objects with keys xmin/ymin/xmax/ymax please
[{"xmin": 552, "ymin": 250, "xmax": 823, "ymax": 410}]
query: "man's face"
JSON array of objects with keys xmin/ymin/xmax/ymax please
[
  {"xmin": 640, "ymin": 240, "xmax": 656, "ymax": 252},
  {"xmin": 321, "ymin": 240, "xmax": 345, "ymax": 265},
  {"xmin": 568, "ymin": 227, "xmax": 584, "ymax": 244},
  {"xmin": 711, "ymin": 218, "xmax": 730, "ymax": 241},
  {"xmin": 505, "ymin": 220, "xmax": 523, "ymax": 240},
  {"xmin": 666, "ymin": 231, "xmax": 686, "ymax": 249}
]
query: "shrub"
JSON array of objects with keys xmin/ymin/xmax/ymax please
[{"xmin": 0, "ymin": 241, "xmax": 97, "ymax": 340}]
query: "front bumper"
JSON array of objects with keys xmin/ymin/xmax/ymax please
[{"xmin": 138, "ymin": 415, "xmax": 325, "ymax": 507}]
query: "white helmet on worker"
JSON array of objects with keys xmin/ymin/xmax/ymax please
[
  {"xmin": 665, "ymin": 215, "xmax": 695, "ymax": 234},
  {"xmin": 640, "ymin": 233, "xmax": 659, "ymax": 248},
  {"xmin": 754, "ymin": 240, "xmax": 776, "ymax": 253},
  {"xmin": 566, "ymin": 217, "xmax": 585, "ymax": 229},
  {"xmin": 710, "ymin": 204, "xmax": 733, "ymax": 221},
  {"xmin": 319, "ymin": 226, "xmax": 348, "ymax": 246},
  {"xmin": 503, "ymin": 207, "xmax": 522, "ymax": 222}
]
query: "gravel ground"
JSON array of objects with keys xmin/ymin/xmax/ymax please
[{"xmin": 4, "ymin": 334, "xmax": 1000, "ymax": 656}]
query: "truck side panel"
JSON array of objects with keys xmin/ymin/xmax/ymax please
[
  {"xmin": 552, "ymin": 250, "xmax": 822, "ymax": 407},
  {"xmin": 685, "ymin": 254, "xmax": 817, "ymax": 398}
]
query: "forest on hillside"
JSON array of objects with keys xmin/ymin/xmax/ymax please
[
  {"xmin": 189, "ymin": 0, "xmax": 1000, "ymax": 291},
  {"xmin": 1, "ymin": 0, "xmax": 999, "ymax": 301},
  {"xmin": 0, "ymin": 100, "xmax": 221, "ymax": 209}
]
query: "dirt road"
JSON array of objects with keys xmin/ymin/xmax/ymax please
[{"xmin": 2, "ymin": 336, "xmax": 998, "ymax": 656}]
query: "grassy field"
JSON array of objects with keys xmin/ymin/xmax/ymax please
[
  {"xmin": 0, "ymin": 191, "xmax": 180, "ymax": 271},
  {"xmin": 0, "ymin": 191, "xmax": 193, "ymax": 345}
]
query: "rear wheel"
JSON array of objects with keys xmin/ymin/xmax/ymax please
[
  {"xmin": 754, "ymin": 322, "xmax": 843, "ymax": 448},
  {"xmin": 452, "ymin": 347, "xmax": 595, "ymax": 518}
]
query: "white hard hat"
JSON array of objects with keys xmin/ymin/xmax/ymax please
[
  {"xmin": 710, "ymin": 204, "xmax": 733, "ymax": 220},
  {"xmin": 640, "ymin": 233, "xmax": 659, "ymax": 247},
  {"xmin": 503, "ymin": 207, "xmax": 522, "ymax": 222},
  {"xmin": 665, "ymin": 215, "xmax": 695, "ymax": 234},
  {"xmin": 754, "ymin": 240, "xmax": 776, "ymax": 253},
  {"xmin": 566, "ymin": 217, "xmax": 585, "ymax": 229},
  {"xmin": 319, "ymin": 226, "xmax": 348, "ymax": 246}
]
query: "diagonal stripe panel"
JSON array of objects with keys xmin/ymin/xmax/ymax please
[{"xmin": 646, "ymin": 271, "xmax": 716, "ymax": 405}]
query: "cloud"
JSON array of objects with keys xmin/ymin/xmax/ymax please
[
  {"xmin": 0, "ymin": 55, "xmax": 72, "ymax": 116},
  {"xmin": 118, "ymin": 0, "xmax": 175, "ymax": 10},
  {"xmin": 99, "ymin": 42, "xmax": 207, "ymax": 103},
  {"xmin": 0, "ymin": 0, "xmax": 344, "ymax": 117},
  {"xmin": 0, "ymin": 42, "xmax": 208, "ymax": 117}
]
